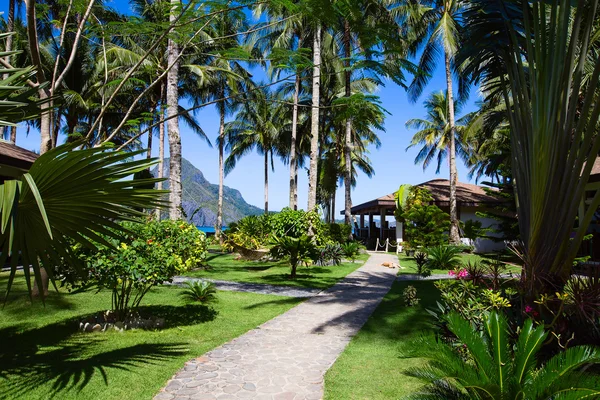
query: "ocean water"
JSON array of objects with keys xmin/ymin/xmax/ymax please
[{"xmin": 197, "ymin": 226, "xmax": 227, "ymax": 234}]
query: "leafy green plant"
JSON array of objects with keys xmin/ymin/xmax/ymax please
[
  {"xmin": 270, "ymin": 235, "xmax": 317, "ymax": 279},
  {"xmin": 460, "ymin": 219, "xmax": 486, "ymax": 247},
  {"xmin": 63, "ymin": 220, "xmax": 206, "ymax": 320},
  {"xmin": 0, "ymin": 144, "xmax": 166, "ymax": 297},
  {"xmin": 483, "ymin": 258, "xmax": 509, "ymax": 290},
  {"xmin": 433, "ymin": 279, "xmax": 512, "ymax": 328},
  {"xmin": 405, "ymin": 312, "xmax": 600, "ymax": 399},
  {"xmin": 341, "ymin": 242, "xmax": 360, "ymax": 262},
  {"xmin": 403, "ymin": 285, "xmax": 420, "ymax": 307},
  {"xmin": 180, "ymin": 280, "xmax": 217, "ymax": 303},
  {"xmin": 426, "ymin": 245, "xmax": 462, "ymax": 270},
  {"xmin": 463, "ymin": 260, "xmax": 486, "ymax": 285},
  {"xmin": 414, "ymin": 251, "xmax": 431, "ymax": 278},
  {"xmin": 324, "ymin": 223, "xmax": 353, "ymax": 244},
  {"xmin": 402, "ymin": 187, "xmax": 450, "ymax": 248},
  {"xmin": 316, "ymin": 243, "xmax": 344, "ymax": 266}
]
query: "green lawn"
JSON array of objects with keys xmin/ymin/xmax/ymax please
[
  {"xmin": 0, "ymin": 273, "xmax": 302, "ymax": 400},
  {"xmin": 324, "ymin": 280, "xmax": 440, "ymax": 399},
  {"xmin": 397, "ymin": 252, "xmax": 522, "ymax": 276},
  {"xmin": 185, "ymin": 252, "xmax": 370, "ymax": 290}
]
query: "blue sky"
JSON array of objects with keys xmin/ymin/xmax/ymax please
[{"xmin": 2, "ymin": 0, "xmax": 483, "ymax": 213}]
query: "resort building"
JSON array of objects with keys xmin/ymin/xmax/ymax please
[{"xmin": 348, "ymin": 179, "xmax": 506, "ymax": 253}]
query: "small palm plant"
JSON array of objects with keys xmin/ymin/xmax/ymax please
[
  {"xmin": 180, "ymin": 280, "xmax": 217, "ymax": 303},
  {"xmin": 426, "ymin": 245, "xmax": 462, "ymax": 270},
  {"xmin": 405, "ymin": 312, "xmax": 600, "ymax": 399},
  {"xmin": 341, "ymin": 242, "xmax": 360, "ymax": 262}
]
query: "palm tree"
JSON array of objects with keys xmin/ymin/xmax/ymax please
[
  {"xmin": 404, "ymin": 0, "xmax": 467, "ymax": 245},
  {"xmin": 187, "ymin": 11, "xmax": 251, "ymax": 241},
  {"xmin": 307, "ymin": 23, "xmax": 322, "ymax": 215},
  {"xmin": 224, "ymin": 86, "xmax": 285, "ymax": 214},
  {"xmin": 406, "ymin": 91, "xmax": 469, "ymax": 175}
]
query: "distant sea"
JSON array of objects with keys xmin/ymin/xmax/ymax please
[{"xmin": 197, "ymin": 226, "xmax": 227, "ymax": 234}]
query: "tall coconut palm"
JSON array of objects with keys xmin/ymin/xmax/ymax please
[
  {"xmin": 406, "ymin": 90, "xmax": 470, "ymax": 175},
  {"xmin": 404, "ymin": 0, "xmax": 468, "ymax": 244},
  {"xmin": 187, "ymin": 10, "xmax": 251, "ymax": 241},
  {"xmin": 307, "ymin": 22, "xmax": 322, "ymax": 214},
  {"xmin": 224, "ymin": 86, "xmax": 285, "ymax": 214}
]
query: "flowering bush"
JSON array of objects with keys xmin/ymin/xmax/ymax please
[
  {"xmin": 448, "ymin": 268, "xmax": 469, "ymax": 279},
  {"xmin": 63, "ymin": 219, "xmax": 207, "ymax": 319}
]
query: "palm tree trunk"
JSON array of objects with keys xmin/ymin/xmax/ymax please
[
  {"xmin": 3, "ymin": 0, "xmax": 15, "ymax": 142},
  {"xmin": 307, "ymin": 24, "xmax": 322, "ymax": 213},
  {"xmin": 146, "ymin": 124, "xmax": 153, "ymax": 159},
  {"xmin": 289, "ymin": 73, "xmax": 300, "ymax": 210},
  {"xmin": 264, "ymin": 151, "xmax": 269, "ymax": 215},
  {"xmin": 343, "ymin": 20, "xmax": 353, "ymax": 237},
  {"xmin": 156, "ymin": 90, "xmax": 166, "ymax": 220},
  {"xmin": 216, "ymin": 96, "xmax": 225, "ymax": 242},
  {"xmin": 445, "ymin": 51, "xmax": 460, "ymax": 245},
  {"xmin": 167, "ymin": 0, "xmax": 182, "ymax": 220},
  {"xmin": 331, "ymin": 193, "xmax": 336, "ymax": 224}
]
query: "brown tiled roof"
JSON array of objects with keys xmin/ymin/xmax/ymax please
[
  {"xmin": 0, "ymin": 140, "xmax": 39, "ymax": 170},
  {"xmin": 416, "ymin": 179, "xmax": 499, "ymax": 205},
  {"xmin": 348, "ymin": 179, "xmax": 500, "ymax": 214}
]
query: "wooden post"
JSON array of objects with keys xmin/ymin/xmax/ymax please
[
  {"xmin": 368, "ymin": 212, "xmax": 373, "ymax": 239},
  {"xmin": 380, "ymin": 208, "xmax": 385, "ymax": 240}
]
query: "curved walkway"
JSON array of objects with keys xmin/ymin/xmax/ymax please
[{"xmin": 155, "ymin": 252, "xmax": 398, "ymax": 400}]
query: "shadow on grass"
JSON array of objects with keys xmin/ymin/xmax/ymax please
[
  {"xmin": 0, "ymin": 304, "xmax": 217, "ymax": 397},
  {"xmin": 243, "ymin": 297, "xmax": 304, "ymax": 310}
]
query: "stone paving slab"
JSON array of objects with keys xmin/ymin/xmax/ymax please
[
  {"xmin": 155, "ymin": 252, "xmax": 399, "ymax": 400},
  {"xmin": 171, "ymin": 277, "xmax": 323, "ymax": 298}
]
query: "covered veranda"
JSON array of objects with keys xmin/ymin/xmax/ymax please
[{"xmin": 347, "ymin": 193, "xmax": 398, "ymax": 242}]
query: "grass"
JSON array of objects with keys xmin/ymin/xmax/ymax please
[
  {"xmin": 0, "ymin": 272, "xmax": 302, "ymax": 400},
  {"xmin": 184, "ymin": 252, "xmax": 370, "ymax": 290},
  {"xmin": 397, "ymin": 252, "xmax": 522, "ymax": 276},
  {"xmin": 324, "ymin": 280, "xmax": 440, "ymax": 399}
]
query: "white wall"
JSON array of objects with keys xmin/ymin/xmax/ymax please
[{"xmin": 460, "ymin": 207, "xmax": 506, "ymax": 254}]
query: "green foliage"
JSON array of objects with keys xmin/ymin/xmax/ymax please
[
  {"xmin": 402, "ymin": 187, "xmax": 450, "ymax": 248},
  {"xmin": 180, "ymin": 280, "xmax": 217, "ymax": 304},
  {"xmin": 460, "ymin": 219, "xmax": 486, "ymax": 245},
  {"xmin": 394, "ymin": 184, "xmax": 412, "ymax": 221},
  {"xmin": 270, "ymin": 235, "xmax": 317, "ymax": 279},
  {"xmin": 402, "ymin": 285, "xmax": 420, "ymax": 307},
  {"xmin": 224, "ymin": 209, "xmax": 329, "ymax": 251},
  {"xmin": 405, "ymin": 312, "xmax": 600, "ymax": 400},
  {"xmin": 426, "ymin": 245, "xmax": 463, "ymax": 270},
  {"xmin": 64, "ymin": 220, "xmax": 207, "ymax": 319},
  {"xmin": 324, "ymin": 223, "xmax": 352, "ymax": 244},
  {"xmin": 475, "ymin": 180, "xmax": 519, "ymax": 242},
  {"xmin": 341, "ymin": 242, "xmax": 360, "ymax": 262},
  {"xmin": 0, "ymin": 143, "xmax": 166, "ymax": 297},
  {"xmin": 414, "ymin": 251, "xmax": 431, "ymax": 278},
  {"xmin": 316, "ymin": 243, "xmax": 344, "ymax": 266},
  {"xmin": 433, "ymin": 279, "xmax": 513, "ymax": 328}
]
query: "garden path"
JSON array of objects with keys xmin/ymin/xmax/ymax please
[{"xmin": 155, "ymin": 251, "xmax": 398, "ymax": 400}]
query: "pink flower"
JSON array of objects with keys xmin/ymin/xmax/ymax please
[
  {"xmin": 525, "ymin": 305, "xmax": 534, "ymax": 313},
  {"xmin": 448, "ymin": 270, "xmax": 456, "ymax": 276},
  {"xmin": 457, "ymin": 269, "xmax": 469, "ymax": 279}
]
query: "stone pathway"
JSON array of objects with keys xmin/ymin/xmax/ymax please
[
  {"xmin": 171, "ymin": 277, "xmax": 322, "ymax": 298},
  {"xmin": 155, "ymin": 252, "xmax": 399, "ymax": 400}
]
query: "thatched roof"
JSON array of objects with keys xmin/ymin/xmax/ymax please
[
  {"xmin": 0, "ymin": 140, "xmax": 39, "ymax": 180},
  {"xmin": 347, "ymin": 179, "xmax": 500, "ymax": 215}
]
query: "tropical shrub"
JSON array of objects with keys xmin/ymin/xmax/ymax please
[
  {"xmin": 426, "ymin": 245, "xmax": 462, "ymax": 270},
  {"xmin": 460, "ymin": 219, "xmax": 486, "ymax": 247},
  {"xmin": 64, "ymin": 219, "xmax": 206, "ymax": 319},
  {"xmin": 405, "ymin": 312, "xmax": 600, "ymax": 400},
  {"xmin": 463, "ymin": 260, "xmax": 486, "ymax": 284},
  {"xmin": 316, "ymin": 243, "xmax": 344, "ymax": 266},
  {"xmin": 341, "ymin": 242, "xmax": 360, "ymax": 262},
  {"xmin": 270, "ymin": 235, "xmax": 316, "ymax": 279},
  {"xmin": 414, "ymin": 251, "xmax": 430, "ymax": 278},
  {"xmin": 403, "ymin": 285, "xmax": 420, "ymax": 306},
  {"xmin": 402, "ymin": 186, "xmax": 450, "ymax": 248},
  {"xmin": 180, "ymin": 280, "xmax": 217, "ymax": 303},
  {"xmin": 324, "ymin": 223, "xmax": 352, "ymax": 244},
  {"xmin": 432, "ymin": 279, "xmax": 514, "ymax": 328},
  {"xmin": 223, "ymin": 214, "xmax": 271, "ymax": 251}
]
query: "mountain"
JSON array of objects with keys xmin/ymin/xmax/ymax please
[{"xmin": 156, "ymin": 158, "xmax": 263, "ymax": 226}]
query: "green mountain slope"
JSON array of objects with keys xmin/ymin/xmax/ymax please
[{"xmin": 157, "ymin": 158, "xmax": 263, "ymax": 226}]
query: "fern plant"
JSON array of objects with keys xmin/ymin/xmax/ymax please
[
  {"xmin": 180, "ymin": 280, "xmax": 217, "ymax": 303},
  {"xmin": 405, "ymin": 312, "xmax": 600, "ymax": 399}
]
